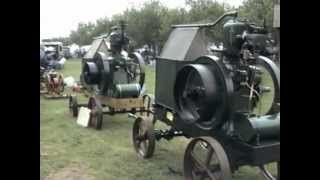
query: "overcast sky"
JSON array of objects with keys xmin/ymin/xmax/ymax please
[{"xmin": 40, "ymin": 0, "xmax": 244, "ymax": 40}]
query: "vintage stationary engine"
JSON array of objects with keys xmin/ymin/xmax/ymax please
[
  {"xmin": 131, "ymin": 11, "xmax": 280, "ymax": 180},
  {"xmin": 69, "ymin": 21, "xmax": 148, "ymax": 130},
  {"xmin": 40, "ymin": 66, "xmax": 65, "ymax": 98},
  {"xmin": 81, "ymin": 21, "xmax": 145, "ymax": 98},
  {"xmin": 174, "ymin": 17, "xmax": 280, "ymax": 142}
]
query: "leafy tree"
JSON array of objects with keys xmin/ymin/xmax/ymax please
[
  {"xmin": 239, "ymin": 0, "xmax": 274, "ymax": 29},
  {"xmin": 65, "ymin": 0, "xmax": 275, "ymax": 51},
  {"xmin": 185, "ymin": 0, "xmax": 231, "ymax": 43},
  {"xmin": 124, "ymin": 0, "xmax": 166, "ymax": 50},
  {"xmin": 70, "ymin": 22, "xmax": 96, "ymax": 45}
]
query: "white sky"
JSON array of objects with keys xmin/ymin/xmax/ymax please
[{"xmin": 40, "ymin": 0, "xmax": 244, "ymax": 40}]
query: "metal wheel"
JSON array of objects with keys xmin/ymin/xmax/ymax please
[
  {"xmin": 132, "ymin": 117, "xmax": 155, "ymax": 158},
  {"xmin": 88, "ymin": 97, "xmax": 103, "ymax": 130},
  {"xmin": 251, "ymin": 56, "xmax": 280, "ymax": 116},
  {"xmin": 45, "ymin": 73, "xmax": 51, "ymax": 92},
  {"xmin": 142, "ymin": 94, "xmax": 153, "ymax": 116},
  {"xmin": 69, "ymin": 95, "xmax": 79, "ymax": 117},
  {"xmin": 259, "ymin": 161, "xmax": 280, "ymax": 180},
  {"xmin": 184, "ymin": 137, "xmax": 232, "ymax": 180},
  {"xmin": 128, "ymin": 52, "xmax": 146, "ymax": 88}
]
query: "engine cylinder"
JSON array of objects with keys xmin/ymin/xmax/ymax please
[
  {"xmin": 223, "ymin": 20, "xmax": 247, "ymax": 56},
  {"xmin": 114, "ymin": 83, "xmax": 141, "ymax": 98}
]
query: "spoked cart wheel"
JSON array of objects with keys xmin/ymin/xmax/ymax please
[
  {"xmin": 88, "ymin": 97, "xmax": 103, "ymax": 130},
  {"xmin": 184, "ymin": 137, "xmax": 232, "ymax": 180},
  {"xmin": 259, "ymin": 161, "xmax": 280, "ymax": 180},
  {"xmin": 69, "ymin": 95, "xmax": 79, "ymax": 117},
  {"xmin": 142, "ymin": 94, "xmax": 153, "ymax": 116},
  {"xmin": 132, "ymin": 117, "xmax": 155, "ymax": 158}
]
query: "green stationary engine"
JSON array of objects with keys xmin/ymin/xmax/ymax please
[
  {"xmin": 81, "ymin": 21, "xmax": 145, "ymax": 98},
  {"xmin": 69, "ymin": 21, "xmax": 148, "ymax": 130},
  {"xmin": 131, "ymin": 11, "xmax": 280, "ymax": 180}
]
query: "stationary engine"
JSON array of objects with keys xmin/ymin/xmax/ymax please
[
  {"xmin": 69, "ymin": 21, "xmax": 148, "ymax": 130},
  {"xmin": 174, "ymin": 15, "xmax": 280, "ymax": 143},
  {"xmin": 81, "ymin": 21, "xmax": 145, "ymax": 98},
  {"xmin": 40, "ymin": 68, "xmax": 65, "ymax": 96},
  {"xmin": 131, "ymin": 12, "xmax": 280, "ymax": 180}
]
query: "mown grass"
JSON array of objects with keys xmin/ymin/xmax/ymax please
[{"xmin": 40, "ymin": 59, "xmax": 276, "ymax": 180}]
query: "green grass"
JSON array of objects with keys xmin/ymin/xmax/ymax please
[{"xmin": 41, "ymin": 59, "xmax": 277, "ymax": 180}]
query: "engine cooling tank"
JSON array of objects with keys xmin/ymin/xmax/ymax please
[
  {"xmin": 249, "ymin": 113, "xmax": 280, "ymax": 138},
  {"xmin": 233, "ymin": 113, "xmax": 280, "ymax": 143},
  {"xmin": 114, "ymin": 83, "xmax": 141, "ymax": 98}
]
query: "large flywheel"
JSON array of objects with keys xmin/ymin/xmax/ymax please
[
  {"xmin": 82, "ymin": 52, "xmax": 111, "ymax": 93},
  {"xmin": 251, "ymin": 56, "xmax": 280, "ymax": 116},
  {"xmin": 128, "ymin": 52, "xmax": 146, "ymax": 89},
  {"xmin": 174, "ymin": 56, "xmax": 234, "ymax": 136}
]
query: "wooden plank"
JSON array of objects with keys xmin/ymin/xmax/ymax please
[
  {"xmin": 96, "ymin": 95, "xmax": 144, "ymax": 109},
  {"xmin": 44, "ymin": 94, "xmax": 69, "ymax": 99}
]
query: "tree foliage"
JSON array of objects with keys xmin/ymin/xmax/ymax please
[
  {"xmin": 54, "ymin": 0, "xmax": 275, "ymax": 51},
  {"xmin": 239, "ymin": 0, "xmax": 274, "ymax": 28}
]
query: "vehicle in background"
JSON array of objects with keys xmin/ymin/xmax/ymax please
[
  {"xmin": 62, "ymin": 46, "xmax": 72, "ymax": 59},
  {"xmin": 41, "ymin": 41, "xmax": 66, "ymax": 69}
]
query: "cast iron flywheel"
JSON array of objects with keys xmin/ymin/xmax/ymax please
[
  {"xmin": 174, "ymin": 56, "xmax": 234, "ymax": 136},
  {"xmin": 128, "ymin": 52, "xmax": 146, "ymax": 89}
]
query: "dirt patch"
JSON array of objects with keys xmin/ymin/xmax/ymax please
[{"xmin": 44, "ymin": 164, "xmax": 95, "ymax": 180}]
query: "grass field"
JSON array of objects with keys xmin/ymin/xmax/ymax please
[{"xmin": 40, "ymin": 59, "xmax": 276, "ymax": 180}]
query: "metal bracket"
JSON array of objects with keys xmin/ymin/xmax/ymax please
[{"xmin": 154, "ymin": 129, "xmax": 184, "ymax": 141}]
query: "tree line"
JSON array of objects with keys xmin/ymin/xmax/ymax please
[{"xmin": 44, "ymin": 0, "xmax": 275, "ymax": 51}]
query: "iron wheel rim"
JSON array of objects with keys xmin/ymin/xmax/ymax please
[
  {"xmin": 88, "ymin": 97, "xmax": 103, "ymax": 129},
  {"xmin": 132, "ymin": 117, "xmax": 155, "ymax": 158},
  {"xmin": 184, "ymin": 137, "xmax": 232, "ymax": 180},
  {"xmin": 68, "ymin": 96, "xmax": 73, "ymax": 110},
  {"xmin": 259, "ymin": 161, "xmax": 280, "ymax": 180},
  {"xmin": 69, "ymin": 96, "xmax": 78, "ymax": 117}
]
